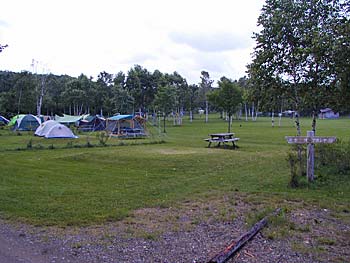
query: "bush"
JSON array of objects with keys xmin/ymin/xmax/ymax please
[
  {"xmin": 315, "ymin": 140, "xmax": 350, "ymax": 180},
  {"xmin": 97, "ymin": 132, "xmax": 109, "ymax": 146},
  {"xmin": 286, "ymin": 145, "xmax": 306, "ymax": 187}
]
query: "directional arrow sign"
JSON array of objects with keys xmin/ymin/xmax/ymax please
[{"xmin": 286, "ymin": 136, "xmax": 337, "ymax": 144}]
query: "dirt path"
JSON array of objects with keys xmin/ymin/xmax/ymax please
[
  {"xmin": 0, "ymin": 231, "xmax": 47, "ymax": 263},
  {"xmin": 0, "ymin": 195, "xmax": 349, "ymax": 263}
]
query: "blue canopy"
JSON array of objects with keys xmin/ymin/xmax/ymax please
[{"xmin": 107, "ymin": 115, "xmax": 133, "ymax": 121}]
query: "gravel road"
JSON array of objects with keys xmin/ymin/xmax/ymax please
[{"xmin": 0, "ymin": 195, "xmax": 349, "ymax": 263}]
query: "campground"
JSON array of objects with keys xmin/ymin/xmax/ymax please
[{"xmin": 0, "ymin": 115, "xmax": 349, "ymax": 262}]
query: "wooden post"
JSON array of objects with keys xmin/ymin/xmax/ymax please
[{"xmin": 286, "ymin": 132, "xmax": 336, "ymax": 182}]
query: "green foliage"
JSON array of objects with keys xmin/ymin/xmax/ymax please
[
  {"xmin": 208, "ymin": 77, "xmax": 242, "ymax": 132},
  {"xmin": 287, "ymin": 145, "xmax": 307, "ymax": 188},
  {"xmin": 248, "ymin": 0, "xmax": 349, "ymax": 122},
  {"xmin": 315, "ymin": 140, "xmax": 350, "ymax": 180},
  {"xmin": 0, "ymin": 67, "xmax": 194, "ymax": 118},
  {"xmin": 96, "ymin": 132, "xmax": 109, "ymax": 146},
  {"xmin": 154, "ymin": 85, "xmax": 177, "ymax": 132}
]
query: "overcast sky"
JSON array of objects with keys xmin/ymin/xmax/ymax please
[{"xmin": 0, "ymin": 0, "xmax": 265, "ymax": 84}]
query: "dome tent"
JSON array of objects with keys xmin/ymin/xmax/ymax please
[
  {"xmin": 45, "ymin": 124, "xmax": 78, "ymax": 138},
  {"xmin": 35, "ymin": 120, "xmax": 59, "ymax": 137},
  {"xmin": 13, "ymin": 114, "xmax": 41, "ymax": 131},
  {"xmin": 35, "ymin": 121, "xmax": 78, "ymax": 138},
  {"xmin": 8, "ymin": 114, "xmax": 25, "ymax": 126}
]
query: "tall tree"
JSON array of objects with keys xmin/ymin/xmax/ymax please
[
  {"xmin": 187, "ymin": 84, "xmax": 199, "ymax": 122},
  {"xmin": 125, "ymin": 65, "xmax": 154, "ymax": 114},
  {"xmin": 208, "ymin": 77, "xmax": 242, "ymax": 132},
  {"xmin": 198, "ymin": 71, "xmax": 214, "ymax": 123},
  {"xmin": 154, "ymin": 85, "xmax": 177, "ymax": 133},
  {"xmin": 248, "ymin": 0, "xmax": 348, "ymax": 135}
]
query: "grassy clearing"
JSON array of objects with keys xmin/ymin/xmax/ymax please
[{"xmin": 0, "ymin": 115, "xmax": 349, "ymax": 226}]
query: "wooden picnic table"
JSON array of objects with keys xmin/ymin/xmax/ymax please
[{"xmin": 204, "ymin": 132, "xmax": 240, "ymax": 149}]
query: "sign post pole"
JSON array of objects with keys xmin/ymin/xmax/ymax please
[{"xmin": 286, "ymin": 132, "xmax": 336, "ymax": 182}]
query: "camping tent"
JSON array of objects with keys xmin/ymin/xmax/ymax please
[
  {"xmin": 35, "ymin": 121, "xmax": 78, "ymax": 138},
  {"xmin": 35, "ymin": 120, "xmax": 59, "ymax": 136},
  {"xmin": 0, "ymin": 115, "xmax": 9, "ymax": 125},
  {"xmin": 78, "ymin": 115, "xmax": 106, "ymax": 132},
  {"xmin": 8, "ymin": 114, "xmax": 25, "ymax": 126},
  {"xmin": 106, "ymin": 114, "xmax": 146, "ymax": 137},
  {"xmin": 55, "ymin": 114, "xmax": 85, "ymax": 125},
  {"xmin": 12, "ymin": 114, "xmax": 41, "ymax": 131}
]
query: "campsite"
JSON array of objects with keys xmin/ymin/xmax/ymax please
[
  {"xmin": 1, "ymin": 0, "xmax": 350, "ymax": 262},
  {"xmin": 0, "ymin": 115, "xmax": 349, "ymax": 262}
]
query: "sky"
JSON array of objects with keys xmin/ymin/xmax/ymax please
[{"xmin": 0, "ymin": 0, "xmax": 265, "ymax": 85}]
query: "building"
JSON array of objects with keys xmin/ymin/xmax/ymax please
[{"xmin": 319, "ymin": 108, "xmax": 339, "ymax": 119}]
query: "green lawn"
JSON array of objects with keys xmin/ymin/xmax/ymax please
[{"xmin": 0, "ymin": 115, "xmax": 349, "ymax": 225}]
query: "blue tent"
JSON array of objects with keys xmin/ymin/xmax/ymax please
[
  {"xmin": 13, "ymin": 114, "xmax": 41, "ymax": 131},
  {"xmin": 0, "ymin": 115, "xmax": 9, "ymax": 125},
  {"xmin": 77, "ymin": 115, "xmax": 106, "ymax": 132},
  {"xmin": 106, "ymin": 115, "xmax": 146, "ymax": 137}
]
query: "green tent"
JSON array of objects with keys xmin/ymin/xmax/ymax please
[{"xmin": 8, "ymin": 114, "xmax": 25, "ymax": 126}]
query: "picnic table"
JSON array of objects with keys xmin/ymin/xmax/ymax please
[{"xmin": 204, "ymin": 132, "xmax": 240, "ymax": 149}]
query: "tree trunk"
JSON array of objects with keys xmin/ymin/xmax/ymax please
[
  {"xmin": 227, "ymin": 113, "xmax": 232, "ymax": 133},
  {"xmin": 205, "ymin": 100, "xmax": 209, "ymax": 123},
  {"xmin": 163, "ymin": 115, "xmax": 166, "ymax": 133},
  {"xmin": 254, "ymin": 101, "xmax": 260, "ymax": 121},
  {"xmin": 17, "ymin": 87, "xmax": 22, "ymax": 114},
  {"xmin": 190, "ymin": 110, "xmax": 193, "ymax": 123},
  {"xmin": 293, "ymin": 86, "xmax": 304, "ymax": 177},
  {"xmin": 312, "ymin": 110, "xmax": 317, "ymax": 135},
  {"xmin": 245, "ymin": 103, "xmax": 248, "ymax": 121},
  {"xmin": 36, "ymin": 77, "xmax": 45, "ymax": 116}
]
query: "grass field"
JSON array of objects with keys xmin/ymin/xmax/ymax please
[{"xmin": 0, "ymin": 115, "xmax": 349, "ymax": 226}]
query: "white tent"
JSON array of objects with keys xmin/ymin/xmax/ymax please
[
  {"xmin": 35, "ymin": 121, "xmax": 78, "ymax": 138},
  {"xmin": 35, "ymin": 120, "xmax": 59, "ymax": 137}
]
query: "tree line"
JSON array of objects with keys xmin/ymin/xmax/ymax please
[{"xmin": 0, "ymin": 66, "xmax": 249, "ymax": 120}]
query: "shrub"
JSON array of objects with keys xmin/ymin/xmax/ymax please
[
  {"xmin": 315, "ymin": 140, "xmax": 350, "ymax": 180},
  {"xmin": 97, "ymin": 132, "xmax": 109, "ymax": 146},
  {"xmin": 286, "ymin": 145, "xmax": 306, "ymax": 187}
]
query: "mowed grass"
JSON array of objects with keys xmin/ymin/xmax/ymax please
[{"xmin": 0, "ymin": 115, "xmax": 349, "ymax": 225}]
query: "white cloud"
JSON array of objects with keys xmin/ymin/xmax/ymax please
[
  {"xmin": 0, "ymin": 0, "xmax": 264, "ymax": 83},
  {"xmin": 169, "ymin": 31, "xmax": 251, "ymax": 53}
]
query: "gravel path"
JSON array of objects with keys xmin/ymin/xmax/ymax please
[{"xmin": 0, "ymin": 195, "xmax": 349, "ymax": 263}]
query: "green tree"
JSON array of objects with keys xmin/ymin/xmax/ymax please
[
  {"xmin": 248, "ymin": 0, "xmax": 348, "ymax": 135},
  {"xmin": 198, "ymin": 71, "xmax": 214, "ymax": 123},
  {"xmin": 208, "ymin": 77, "xmax": 242, "ymax": 133},
  {"xmin": 154, "ymin": 85, "xmax": 177, "ymax": 133},
  {"xmin": 187, "ymin": 84, "xmax": 199, "ymax": 122},
  {"xmin": 125, "ymin": 65, "xmax": 154, "ymax": 114}
]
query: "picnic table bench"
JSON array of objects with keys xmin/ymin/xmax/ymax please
[{"xmin": 204, "ymin": 133, "xmax": 240, "ymax": 149}]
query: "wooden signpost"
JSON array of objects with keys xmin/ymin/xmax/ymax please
[{"xmin": 286, "ymin": 131, "xmax": 336, "ymax": 182}]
